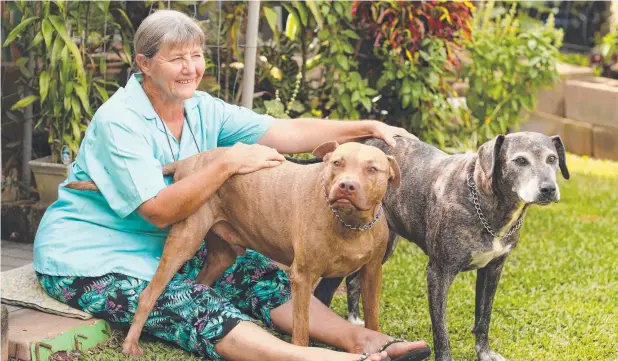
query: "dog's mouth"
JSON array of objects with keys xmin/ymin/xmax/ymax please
[
  {"xmin": 329, "ymin": 197, "xmax": 370, "ymax": 212},
  {"xmin": 535, "ymin": 198, "xmax": 557, "ymax": 206}
]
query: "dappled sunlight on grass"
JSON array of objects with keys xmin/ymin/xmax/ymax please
[{"xmin": 566, "ymin": 153, "xmax": 618, "ymax": 179}]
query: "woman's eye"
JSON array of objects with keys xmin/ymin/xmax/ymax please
[{"xmin": 514, "ymin": 157, "xmax": 528, "ymax": 166}]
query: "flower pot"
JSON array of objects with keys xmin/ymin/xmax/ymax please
[{"xmin": 28, "ymin": 155, "xmax": 69, "ymax": 205}]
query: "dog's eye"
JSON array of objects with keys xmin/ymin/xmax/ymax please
[
  {"xmin": 367, "ymin": 167, "xmax": 378, "ymax": 173},
  {"xmin": 547, "ymin": 155, "xmax": 557, "ymax": 164},
  {"xmin": 333, "ymin": 160, "xmax": 341, "ymax": 167},
  {"xmin": 514, "ymin": 157, "xmax": 529, "ymax": 166}
]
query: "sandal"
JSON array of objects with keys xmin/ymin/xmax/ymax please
[
  {"xmin": 354, "ymin": 352, "xmax": 371, "ymax": 361},
  {"xmin": 380, "ymin": 339, "xmax": 431, "ymax": 361}
]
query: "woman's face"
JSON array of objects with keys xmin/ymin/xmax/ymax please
[{"xmin": 138, "ymin": 42, "xmax": 205, "ymax": 102}]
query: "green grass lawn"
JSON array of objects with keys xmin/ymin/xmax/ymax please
[{"xmin": 82, "ymin": 154, "xmax": 618, "ymax": 361}]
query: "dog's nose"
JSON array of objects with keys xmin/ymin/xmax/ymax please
[
  {"xmin": 338, "ymin": 180, "xmax": 358, "ymax": 194},
  {"xmin": 539, "ymin": 183, "xmax": 556, "ymax": 196}
]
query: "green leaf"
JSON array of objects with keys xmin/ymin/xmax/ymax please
[
  {"xmin": 306, "ymin": 0, "xmax": 323, "ymax": 29},
  {"xmin": 343, "ymin": 29, "xmax": 360, "ymax": 40},
  {"xmin": 74, "ymin": 84, "xmax": 92, "ymax": 116},
  {"xmin": 99, "ymin": 56, "xmax": 107, "ymax": 75},
  {"xmin": 49, "ymin": 15, "xmax": 84, "ymax": 77},
  {"xmin": 402, "ymin": 94, "xmax": 411, "ymax": 109},
  {"xmin": 71, "ymin": 95, "xmax": 81, "ymax": 121},
  {"xmin": 341, "ymin": 93, "xmax": 352, "ymax": 112},
  {"xmin": 40, "ymin": 71, "xmax": 50, "ymax": 102},
  {"xmin": 10, "ymin": 95, "xmax": 39, "ymax": 111},
  {"xmin": 27, "ymin": 31, "xmax": 44, "ymax": 50},
  {"xmin": 263, "ymin": 6, "xmax": 280, "ymax": 48},
  {"xmin": 93, "ymin": 83, "xmax": 109, "ymax": 102},
  {"xmin": 64, "ymin": 95, "xmax": 71, "ymax": 112},
  {"xmin": 284, "ymin": 13, "xmax": 300, "ymax": 41},
  {"xmin": 112, "ymin": 8, "xmax": 134, "ymax": 33},
  {"xmin": 294, "ymin": 1, "xmax": 308, "ymax": 26},
  {"xmin": 2, "ymin": 16, "xmax": 39, "ymax": 47},
  {"xmin": 42, "ymin": 19, "xmax": 53, "ymax": 48},
  {"xmin": 351, "ymin": 91, "xmax": 360, "ymax": 103},
  {"xmin": 122, "ymin": 41, "xmax": 132, "ymax": 65},
  {"xmin": 15, "ymin": 56, "xmax": 31, "ymax": 78},
  {"xmin": 361, "ymin": 98, "xmax": 371, "ymax": 113},
  {"xmin": 336, "ymin": 54, "xmax": 349, "ymax": 70},
  {"xmin": 317, "ymin": 28, "xmax": 330, "ymax": 41},
  {"xmin": 263, "ymin": 6, "xmax": 278, "ymax": 34},
  {"xmin": 50, "ymin": 35, "xmax": 64, "ymax": 70},
  {"xmin": 65, "ymin": 81, "xmax": 74, "ymax": 97}
]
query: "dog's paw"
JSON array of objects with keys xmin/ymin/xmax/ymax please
[
  {"xmin": 347, "ymin": 314, "xmax": 365, "ymax": 327},
  {"xmin": 122, "ymin": 341, "xmax": 144, "ymax": 358},
  {"xmin": 477, "ymin": 350, "xmax": 506, "ymax": 361}
]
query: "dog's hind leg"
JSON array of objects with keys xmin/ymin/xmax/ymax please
[
  {"xmin": 427, "ymin": 261, "xmax": 457, "ymax": 361},
  {"xmin": 473, "ymin": 256, "xmax": 508, "ymax": 361},
  {"xmin": 345, "ymin": 273, "xmax": 364, "ymax": 326},
  {"xmin": 122, "ymin": 209, "xmax": 214, "ymax": 358},
  {"xmin": 195, "ymin": 230, "xmax": 239, "ymax": 286},
  {"xmin": 346, "ymin": 231, "xmax": 398, "ymax": 327},
  {"xmin": 313, "ymin": 277, "xmax": 343, "ymax": 307}
]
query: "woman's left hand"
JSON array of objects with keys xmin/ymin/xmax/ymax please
[{"xmin": 369, "ymin": 121, "xmax": 418, "ymax": 147}]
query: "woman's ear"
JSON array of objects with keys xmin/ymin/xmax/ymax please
[{"xmin": 135, "ymin": 54, "xmax": 150, "ymax": 75}]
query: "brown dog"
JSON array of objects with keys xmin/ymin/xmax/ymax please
[{"xmin": 65, "ymin": 141, "xmax": 401, "ymax": 357}]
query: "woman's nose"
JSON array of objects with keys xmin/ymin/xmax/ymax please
[{"xmin": 183, "ymin": 58, "xmax": 196, "ymax": 74}]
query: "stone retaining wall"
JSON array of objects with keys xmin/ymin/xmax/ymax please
[{"xmin": 521, "ymin": 63, "xmax": 618, "ymax": 161}]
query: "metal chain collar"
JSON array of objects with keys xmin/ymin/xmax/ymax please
[
  {"xmin": 322, "ymin": 177, "xmax": 383, "ymax": 231},
  {"xmin": 467, "ymin": 173, "xmax": 525, "ymax": 239}
]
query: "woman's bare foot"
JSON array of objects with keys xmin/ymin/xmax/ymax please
[{"xmin": 352, "ymin": 330, "xmax": 430, "ymax": 360}]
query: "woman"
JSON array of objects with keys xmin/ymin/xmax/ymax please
[{"xmin": 33, "ymin": 10, "xmax": 429, "ymax": 361}]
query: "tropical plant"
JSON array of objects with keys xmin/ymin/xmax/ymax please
[
  {"xmin": 455, "ymin": 1, "xmax": 564, "ymax": 151},
  {"xmin": 2, "ymin": 1, "xmax": 133, "ymax": 163}
]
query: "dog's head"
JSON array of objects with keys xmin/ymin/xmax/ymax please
[
  {"xmin": 478, "ymin": 132, "xmax": 570, "ymax": 205},
  {"xmin": 313, "ymin": 141, "xmax": 401, "ymax": 214}
]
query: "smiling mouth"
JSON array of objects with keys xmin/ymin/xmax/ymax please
[{"xmin": 176, "ymin": 79, "xmax": 194, "ymax": 84}]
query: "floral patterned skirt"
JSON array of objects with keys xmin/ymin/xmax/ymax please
[{"xmin": 36, "ymin": 243, "xmax": 291, "ymax": 361}]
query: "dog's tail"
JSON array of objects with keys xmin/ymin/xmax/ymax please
[
  {"xmin": 64, "ymin": 180, "xmax": 99, "ymax": 192},
  {"xmin": 162, "ymin": 162, "xmax": 177, "ymax": 176},
  {"xmin": 64, "ymin": 162, "xmax": 178, "ymax": 192},
  {"xmin": 284, "ymin": 156, "xmax": 322, "ymax": 164}
]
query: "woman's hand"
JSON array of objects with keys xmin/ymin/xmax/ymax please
[
  {"xmin": 368, "ymin": 121, "xmax": 418, "ymax": 147},
  {"xmin": 226, "ymin": 143, "xmax": 286, "ymax": 175}
]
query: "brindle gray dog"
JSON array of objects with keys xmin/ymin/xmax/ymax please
[{"xmin": 313, "ymin": 132, "xmax": 570, "ymax": 361}]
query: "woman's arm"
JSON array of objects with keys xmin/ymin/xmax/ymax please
[
  {"xmin": 257, "ymin": 118, "xmax": 416, "ymax": 154},
  {"xmin": 137, "ymin": 143, "xmax": 284, "ymax": 228}
]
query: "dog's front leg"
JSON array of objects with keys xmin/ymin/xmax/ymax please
[
  {"xmin": 427, "ymin": 261, "xmax": 457, "ymax": 361},
  {"xmin": 473, "ymin": 256, "xmax": 507, "ymax": 361},
  {"xmin": 290, "ymin": 265, "xmax": 319, "ymax": 346},
  {"xmin": 359, "ymin": 258, "xmax": 383, "ymax": 331}
]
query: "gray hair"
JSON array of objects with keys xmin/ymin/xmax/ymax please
[{"xmin": 133, "ymin": 10, "xmax": 205, "ymax": 72}]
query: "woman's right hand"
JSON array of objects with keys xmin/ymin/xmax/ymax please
[{"xmin": 226, "ymin": 143, "xmax": 286, "ymax": 175}]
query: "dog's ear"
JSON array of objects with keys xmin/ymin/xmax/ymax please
[
  {"xmin": 387, "ymin": 155, "xmax": 401, "ymax": 188},
  {"xmin": 312, "ymin": 141, "xmax": 339, "ymax": 161},
  {"xmin": 478, "ymin": 134, "xmax": 505, "ymax": 191},
  {"xmin": 551, "ymin": 135, "xmax": 570, "ymax": 180}
]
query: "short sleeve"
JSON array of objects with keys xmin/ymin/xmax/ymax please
[
  {"xmin": 83, "ymin": 113, "xmax": 167, "ymax": 218},
  {"xmin": 216, "ymin": 98, "xmax": 274, "ymax": 146}
]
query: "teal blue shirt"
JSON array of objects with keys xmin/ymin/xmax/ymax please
[{"xmin": 33, "ymin": 73, "xmax": 273, "ymax": 281}]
